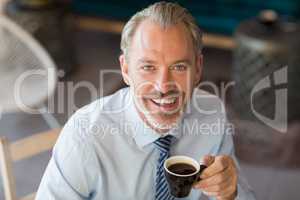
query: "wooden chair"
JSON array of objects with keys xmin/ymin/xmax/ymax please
[{"xmin": 0, "ymin": 128, "xmax": 61, "ymax": 200}]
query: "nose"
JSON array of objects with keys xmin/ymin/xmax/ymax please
[{"xmin": 155, "ymin": 67, "xmax": 174, "ymax": 94}]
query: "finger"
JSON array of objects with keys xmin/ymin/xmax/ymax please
[
  {"xmin": 215, "ymin": 184, "xmax": 237, "ymax": 200},
  {"xmin": 202, "ymin": 155, "xmax": 215, "ymax": 166},
  {"xmin": 199, "ymin": 176, "xmax": 232, "ymax": 193},
  {"xmin": 215, "ymin": 175, "xmax": 238, "ymax": 199},
  {"xmin": 194, "ymin": 165, "xmax": 232, "ymax": 189},
  {"xmin": 202, "ymin": 183, "xmax": 236, "ymax": 198},
  {"xmin": 201, "ymin": 155, "xmax": 229, "ymax": 179}
]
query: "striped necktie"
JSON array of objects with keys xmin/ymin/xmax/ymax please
[{"xmin": 154, "ymin": 135, "xmax": 175, "ymax": 200}]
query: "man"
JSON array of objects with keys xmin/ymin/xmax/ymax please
[{"xmin": 36, "ymin": 2, "xmax": 256, "ymax": 200}]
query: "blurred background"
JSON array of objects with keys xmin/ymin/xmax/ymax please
[{"xmin": 0, "ymin": 0, "xmax": 299, "ymax": 200}]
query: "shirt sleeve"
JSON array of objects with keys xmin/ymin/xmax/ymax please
[
  {"xmin": 213, "ymin": 122, "xmax": 257, "ymax": 200},
  {"xmin": 36, "ymin": 114, "xmax": 101, "ymax": 200}
]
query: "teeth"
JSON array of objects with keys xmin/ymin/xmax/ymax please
[{"xmin": 152, "ymin": 98, "xmax": 176, "ymax": 105}]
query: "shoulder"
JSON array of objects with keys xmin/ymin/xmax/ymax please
[
  {"xmin": 180, "ymin": 89, "xmax": 232, "ymax": 155},
  {"xmin": 183, "ymin": 88, "xmax": 228, "ymax": 136},
  {"xmin": 188, "ymin": 88, "xmax": 225, "ymax": 118},
  {"xmin": 75, "ymin": 87, "xmax": 130, "ymax": 127},
  {"xmin": 76, "ymin": 87, "xmax": 130, "ymax": 119},
  {"xmin": 55, "ymin": 87, "xmax": 131, "ymax": 147}
]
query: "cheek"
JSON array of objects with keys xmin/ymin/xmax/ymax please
[
  {"xmin": 128, "ymin": 73, "xmax": 145, "ymax": 91},
  {"xmin": 132, "ymin": 79, "xmax": 154, "ymax": 96},
  {"xmin": 173, "ymin": 73, "xmax": 194, "ymax": 93},
  {"xmin": 129, "ymin": 74, "xmax": 157, "ymax": 95},
  {"xmin": 136, "ymin": 85, "xmax": 151, "ymax": 97}
]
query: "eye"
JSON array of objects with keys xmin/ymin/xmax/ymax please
[
  {"xmin": 171, "ymin": 64, "xmax": 187, "ymax": 71},
  {"xmin": 141, "ymin": 65, "xmax": 155, "ymax": 71}
]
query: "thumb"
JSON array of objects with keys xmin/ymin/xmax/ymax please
[{"xmin": 202, "ymin": 155, "xmax": 215, "ymax": 167}]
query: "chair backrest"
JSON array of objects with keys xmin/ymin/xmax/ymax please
[{"xmin": 0, "ymin": 128, "xmax": 61, "ymax": 200}]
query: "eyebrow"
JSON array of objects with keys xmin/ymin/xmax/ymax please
[
  {"xmin": 171, "ymin": 59, "xmax": 192, "ymax": 66},
  {"xmin": 137, "ymin": 58, "xmax": 157, "ymax": 64},
  {"xmin": 137, "ymin": 58, "xmax": 192, "ymax": 66}
]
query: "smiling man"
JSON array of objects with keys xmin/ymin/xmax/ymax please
[
  {"xmin": 36, "ymin": 2, "xmax": 256, "ymax": 200},
  {"xmin": 120, "ymin": 15, "xmax": 200, "ymax": 133}
]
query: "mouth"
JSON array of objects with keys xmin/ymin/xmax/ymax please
[{"xmin": 148, "ymin": 96, "xmax": 180, "ymax": 112}]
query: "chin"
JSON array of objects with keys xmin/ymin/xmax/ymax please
[
  {"xmin": 134, "ymin": 94, "xmax": 185, "ymax": 131},
  {"xmin": 144, "ymin": 112, "xmax": 181, "ymax": 131}
]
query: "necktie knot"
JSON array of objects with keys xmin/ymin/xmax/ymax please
[{"xmin": 154, "ymin": 135, "xmax": 175, "ymax": 154}]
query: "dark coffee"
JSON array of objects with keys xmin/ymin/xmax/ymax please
[
  {"xmin": 164, "ymin": 156, "xmax": 207, "ymax": 198},
  {"xmin": 168, "ymin": 163, "xmax": 197, "ymax": 175}
]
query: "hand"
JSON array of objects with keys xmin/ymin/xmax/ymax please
[{"xmin": 193, "ymin": 155, "xmax": 238, "ymax": 200}]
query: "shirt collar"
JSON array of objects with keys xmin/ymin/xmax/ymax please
[{"xmin": 125, "ymin": 88, "xmax": 182, "ymax": 149}]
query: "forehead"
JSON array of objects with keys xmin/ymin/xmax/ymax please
[{"xmin": 130, "ymin": 20, "xmax": 194, "ymax": 62}]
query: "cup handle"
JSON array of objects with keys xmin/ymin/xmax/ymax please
[{"xmin": 196, "ymin": 164, "xmax": 207, "ymax": 182}]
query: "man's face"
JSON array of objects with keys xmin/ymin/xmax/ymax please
[{"xmin": 120, "ymin": 20, "xmax": 202, "ymax": 132}]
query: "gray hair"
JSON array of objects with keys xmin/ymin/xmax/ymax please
[{"xmin": 120, "ymin": 1, "xmax": 203, "ymax": 61}]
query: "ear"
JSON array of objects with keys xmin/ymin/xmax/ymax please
[
  {"xmin": 119, "ymin": 54, "xmax": 130, "ymax": 86},
  {"xmin": 194, "ymin": 53, "xmax": 203, "ymax": 87}
]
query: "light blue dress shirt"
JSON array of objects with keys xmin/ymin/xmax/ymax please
[{"xmin": 36, "ymin": 87, "xmax": 256, "ymax": 200}]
